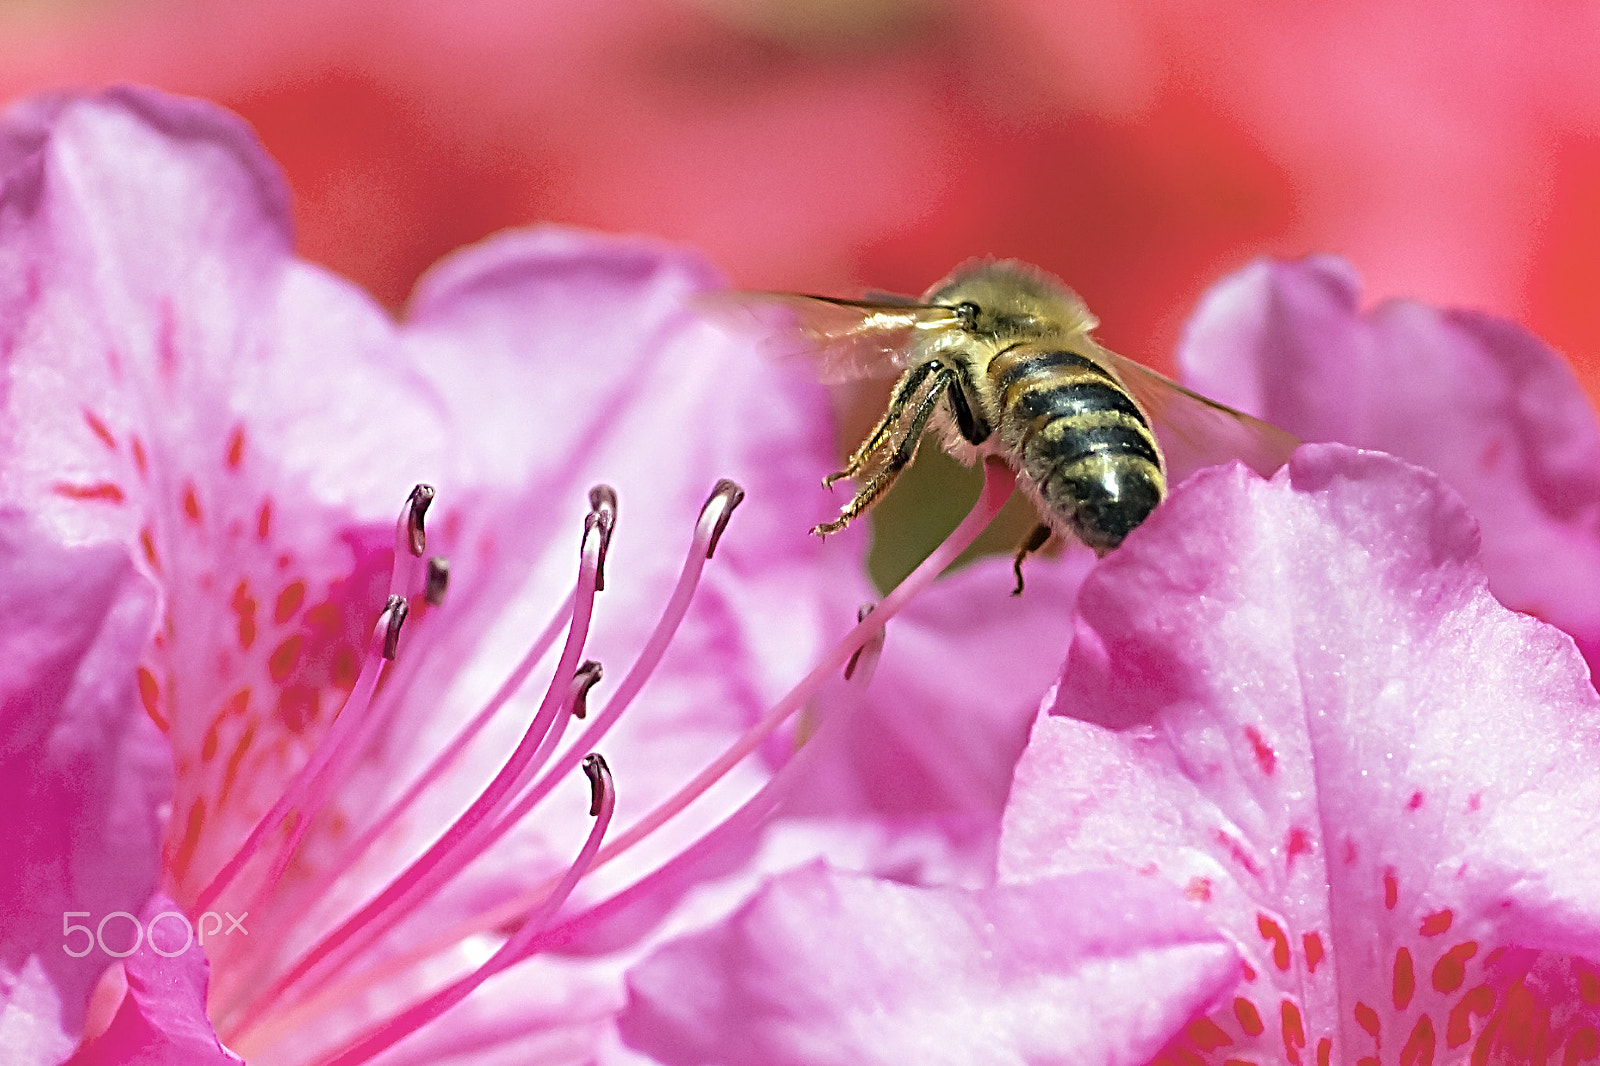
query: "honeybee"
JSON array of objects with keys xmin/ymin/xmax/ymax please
[{"xmin": 711, "ymin": 259, "xmax": 1297, "ymax": 591}]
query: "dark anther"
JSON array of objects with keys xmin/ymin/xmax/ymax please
[
  {"xmin": 424, "ymin": 557, "xmax": 451, "ymax": 606},
  {"xmin": 382, "ymin": 594, "xmax": 410, "ymax": 660},
  {"xmin": 585, "ymin": 485, "xmax": 618, "ymax": 591},
  {"xmin": 572, "ymin": 660, "xmax": 604, "ymax": 720},
  {"xmin": 843, "ymin": 602, "xmax": 876, "ymax": 682},
  {"xmin": 581, "ymin": 753, "xmax": 611, "ymax": 817},
  {"xmin": 405, "ymin": 485, "xmax": 435, "ymax": 557},
  {"xmin": 704, "ymin": 479, "xmax": 746, "ymax": 559}
]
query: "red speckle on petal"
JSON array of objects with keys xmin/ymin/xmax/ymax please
[
  {"xmin": 231, "ymin": 581, "xmax": 258, "ymax": 651},
  {"xmin": 269, "ymin": 635, "xmax": 303, "ymax": 683},
  {"xmin": 1286, "ymin": 827, "xmax": 1312, "ymax": 867},
  {"xmin": 220, "ymin": 688, "xmax": 251, "ymax": 719},
  {"xmin": 1355, "ymin": 1001, "xmax": 1381, "ymax": 1041},
  {"xmin": 1242, "ymin": 960, "xmax": 1257, "ymax": 982},
  {"xmin": 1384, "ymin": 867, "xmax": 1399, "ymax": 909},
  {"xmin": 1185, "ymin": 876, "xmax": 1213, "ymax": 902},
  {"xmin": 156, "ymin": 301, "xmax": 178, "ymax": 377},
  {"xmin": 52, "ymin": 481, "xmax": 125, "ymax": 503},
  {"xmin": 276, "ymin": 685, "xmax": 319, "ymax": 733},
  {"xmin": 305, "ymin": 601, "xmax": 342, "ymax": 633},
  {"xmin": 1433, "ymin": 942, "xmax": 1478, "ymax": 995},
  {"xmin": 1245, "ymin": 724, "xmax": 1276, "ymax": 774},
  {"xmin": 257, "ymin": 499, "xmax": 273, "ymax": 540},
  {"xmin": 138, "ymin": 529, "xmax": 161, "ymax": 574},
  {"xmin": 1258, "ymin": 914, "xmax": 1291, "ymax": 971},
  {"xmin": 130, "ymin": 436, "xmax": 148, "ymax": 478},
  {"xmin": 1281, "ymin": 1000, "xmax": 1306, "ymax": 1065},
  {"xmin": 1401, "ymin": 1015, "xmax": 1436, "ymax": 1066},
  {"xmin": 82, "ymin": 409, "xmax": 117, "ymax": 450},
  {"xmin": 1565, "ymin": 1026, "xmax": 1599, "ymax": 1065},
  {"xmin": 217, "ymin": 718, "xmax": 257, "ymax": 812},
  {"xmin": 1343, "ymin": 837, "xmax": 1359, "ymax": 865},
  {"xmin": 1214, "ymin": 829, "xmax": 1264, "ymax": 877},
  {"xmin": 201, "ymin": 720, "xmax": 220, "ymax": 762},
  {"xmin": 1420, "ymin": 909, "xmax": 1453, "ymax": 936},
  {"xmin": 331, "ymin": 644, "xmax": 360, "ymax": 691},
  {"xmin": 275, "ymin": 580, "xmax": 307, "ymax": 624},
  {"xmin": 1318, "ymin": 1037, "xmax": 1332, "ymax": 1066},
  {"xmin": 1448, "ymin": 984, "xmax": 1493, "ymax": 1048},
  {"xmin": 226, "ymin": 426, "xmax": 246, "ymax": 471},
  {"xmin": 137, "ymin": 667, "xmax": 167, "ymax": 731},
  {"xmin": 168, "ymin": 798, "xmax": 206, "ymax": 884},
  {"xmin": 1187, "ymin": 1019, "xmax": 1233, "ymax": 1051},
  {"xmin": 1580, "ymin": 969, "xmax": 1600, "ymax": 1006},
  {"xmin": 1304, "ymin": 932, "xmax": 1325, "ymax": 973},
  {"xmin": 1407, "ymin": 790, "xmax": 1425, "ymax": 810},
  {"xmin": 1394, "ymin": 947, "xmax": 1417, "ymax": 1010},
  {"xmin": 182, "ymin": 482, "xmax": 202, "ymax": 524},
  {"xmin": 1235, "ymin": 997, "xmax": 1265, "ymax": 1036}
]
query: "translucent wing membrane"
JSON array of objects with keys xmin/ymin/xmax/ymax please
[
  {"xmin": 1105, "ymin": 351, "xmax": 1300, "ymax": 485},
  {"xmin": 697, "ymin": 291, "xmax": 959, "ymax": 384}
]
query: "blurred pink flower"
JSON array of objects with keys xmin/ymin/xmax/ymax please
[{"xmin": 0, "ymin": 85, "xmax": 940, "ymax": 1065}]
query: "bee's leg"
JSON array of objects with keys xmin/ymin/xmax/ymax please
[
  {"xmin": 813, "ymin": 367, "xmax": 952, "ymax": 536},
  {"xmin": 1011, "ymin": 523, "xmax": 1052, "ymax": 596},
  {"xmin": 824, "ymin": 362, "xmax": 939, "ymax": 488}
]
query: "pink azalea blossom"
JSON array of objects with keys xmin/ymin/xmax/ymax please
[
  {"xmin": 1004, "ymin": 444, "xmax": 1600, "ymax": 1064},
  {"xmin": 0, "ymin": 86, "xmax": 1053, "ymax": 1065}
]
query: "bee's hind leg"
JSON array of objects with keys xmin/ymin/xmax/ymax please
[
  {"xmin": 824, "ymin": 362, "xmax": 940, "ymax": 488},
  {"xmin": 813, "ymin": 367, "xmax": 952, "ymax": 536},
  {"xmin": 1011, "ymin": 523, "xmax": 1052, "ymax": 596}
]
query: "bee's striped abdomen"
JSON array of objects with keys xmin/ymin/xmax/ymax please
[{"xmin": 989, "ymin": 347, "xmax": 1166, "ymax": 553}]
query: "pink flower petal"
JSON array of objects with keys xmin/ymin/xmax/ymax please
[
  {"xmin": 786, "ymin": 553, "xmax": 1092, "ymax": 878},
  {"xmin": 1179, "ymin": 257, "xmax": 1600, "ymax": 671},
  {"xmin": 0, "ymin": 515, "xmax": 166, "ymax": 1064},
  {"xmin": 620, "ymin": 861, "xmax": 1239, "ymax": 1066},
  {"xmin": 66, "ymin": 895, "xmax": 242, "ymax": 1066},
  {"xmin": 1002, "ymin": 443, "xmax": 1600, "ymax": 1062}
]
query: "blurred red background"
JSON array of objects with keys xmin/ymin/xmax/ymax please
[{"xmin": 4, "ymin": 0, "xmax": 1598, "ymax": 578}]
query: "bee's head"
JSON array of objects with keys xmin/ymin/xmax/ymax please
[{"xmin": 923, "ymin": 259, "xmax": 1098, "ymax": 340}]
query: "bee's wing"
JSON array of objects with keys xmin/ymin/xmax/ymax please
[
  {"xmin": 698, "ymin": 291, "xmax": 959, "ymax": 384},
  {"xmin": 1102, "ymin": 351, "xmax": 1300, "ymax": 484}
]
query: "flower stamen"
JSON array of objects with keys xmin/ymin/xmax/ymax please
[
  {"xmin": 311, "ymin": 754, "xmax": 616, "ymax": 1066},
  {"xmin": 231, "ymin": 486, "xmax": 615, "ymax": 1035}
]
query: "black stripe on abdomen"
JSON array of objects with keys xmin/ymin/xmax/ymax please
[
  {"xmin": 1012, "ymin": 379, "xmax": 1149, "ymax": 430},
  {"xmin": 991, "ymin": 349, "xmax": 1115, "ymax": 395}
]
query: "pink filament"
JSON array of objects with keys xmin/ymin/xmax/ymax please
[
  {"xmin": 312, "ymin": 757, "xmax": 616, "ymax": 1066},
  {"xmin": 593, "ymin": 458, "xmax": 1016, "ymax": 866},
  {"xmin": 233, "ymin": 485, "xmax": 744, "ymax": 1048},
  {"xmin": 507, "ymin": 461, "xmax": 1016, "ymax": 963},
  {"xmin": 192, "ymin": 600, "xmax": 398, "ymax": 916},
  {"xmin": 238, "ymin": 510, "xmax": 608, "ymax": 1031},
  {"xmin": 287, "ymin": 461, "xmax": 1016, "ymax": 992},
  {"xmin": 303, "ymin": 589, "xmax": 575, "ymax": 903}
]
